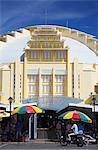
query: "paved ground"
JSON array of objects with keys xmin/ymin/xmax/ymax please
[{"xmin": 0, "ymin": 143, "xmax": 98, "ymax": 150}]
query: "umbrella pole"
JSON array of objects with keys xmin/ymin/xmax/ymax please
[
  {"xmin": 29, "ymin": 114, "xmax": 37, "ymax": 139},
  {"xmin": 34, "ymin": 113, "xmax": 37, "ymax": 139},
  {"xmin": 29, "ymin": 114, "xmax": 32, "ymax": 139}
]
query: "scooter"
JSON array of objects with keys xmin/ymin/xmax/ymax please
[
  {"xmin": 83, "ymin": 134, "xmax": 96, "ymax": 145},
  {"xmin": 60, "ymin": 133, "xmax": 96, "ymax": 147},
  {"xmin": 60, "ymin": 134, "xmax": 84, "ymax": 147}
]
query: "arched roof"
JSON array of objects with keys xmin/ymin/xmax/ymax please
[
  {"xmin": 25, "ymin": 25, "xmax": 98, "ymax": 56},
  {"xmin": 0, "ymin": 25, "xmax": 98, "ymax": 63}
]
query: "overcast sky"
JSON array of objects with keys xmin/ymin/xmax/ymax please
[{"xmin": 0, "ymin": 0, "xmax": 98, "ymax": 38}]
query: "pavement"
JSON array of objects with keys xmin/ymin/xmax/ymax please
[{"xmin": 0, "ymin": 142, "xmax": 98, "ymax": 150}]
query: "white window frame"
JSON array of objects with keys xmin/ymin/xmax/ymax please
[
  {"xmin": 42, "ymin": 75, "xmax": 52, "ymax": 83},
  {"xmin": 28, "ymin": 75, "xmax": 38, "ymax": 82},
  {"xmin": 42, "ymin": 85, "xmax": 52, "ymax": 93},
  {"xmin": 29, "ymin": 85, "xmax": 38, "ymax": 93},
  {"xmin": 56, "ymin": 85, "xmax": 64, "ymax": 93},
  {"xmin": 42, "ymin": 52, "xmax": 52, "ymax": 59},
  {"xmin": 29, "ymin": 51, "xmax": 38, "ymax": 59},
  {"xmin": 56, "ymin": 75, "xmax": 65, "ymax": 83},
  {"xmin": 56, "ymin": 51, "xmax": 65, "ymax": 59}
]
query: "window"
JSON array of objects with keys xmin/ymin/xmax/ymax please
[
  {"xmin": 20, "ymin": 92, "xmax": 21, "ymax": 99},
  {"xmin": 20, "ymin": 75, "xmax": 21, "ymax": 88},
  {"xmin": 42, "ymin": 75, "xmax": 52, "ymax": 83},
  {"xmin": 56, "ymin": 51, "xmax": 65, "ymax": 59},
  {"xmin": 72, "ymin": 92, "xmax": 74, "ymax": 98},
  {"xmin": 28, "ymin": 75, "xmax": 38, "ymax": 82},
  {"xmin": 29, "ymin": 51, "xmax": 38, "ymax": 59},
  {"xmin": 78, "ymin": 75, "xmax": 80, "ymax": 89},
  {"xmin": 72, "ymin": 75, "xmax": 74, "ymax": 89},
  {"xmin": 56, "ymin": 85, "xmax": 64, "ymax": 93},
  {"xmin": 42, "ymin": 85, "xmax": 52, "ymax": 93},
  {"xmin": 42, "ymin": 52, "xmax": 52, "ymax": 59},
  {"xmin": 55, "ymin": 75, "xmax": 64, "ymax": 83},
  {"xmin": 29, "ymin": 85, "xmax": 38, "ymax": 93},
  {"xmin": 79, "ymin": 93, "xmax": 80, "ymax": 98}
]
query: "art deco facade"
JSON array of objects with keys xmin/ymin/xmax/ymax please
[{"xmin": 0, "ymin": 26, "xmax": 98, "ymax": 104}]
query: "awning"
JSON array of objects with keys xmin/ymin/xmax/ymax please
[
  {"xmin": 68, "ymin": 103, "xmax": 98, "ymax": 112},
  {"xmin": 22, "ymin": 96, "xmax": 83, "ymax": 112}
]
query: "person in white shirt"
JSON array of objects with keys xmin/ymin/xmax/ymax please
[
  {"xmin": 71, "ymin": 123, "xmax": 79, "ymax": 134},
  {"xmin": 68, "ymin": 122, "xmax": 79, "ymax": 141}
]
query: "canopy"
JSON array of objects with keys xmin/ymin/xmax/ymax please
[{"xmin": 22, "ymin": 96, "xmax": 83, "ymax": 112}]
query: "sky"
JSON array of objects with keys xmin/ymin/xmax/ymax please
[{"xmin": 0, "ymin": 0, "xmax": 98, "ymax": 38}]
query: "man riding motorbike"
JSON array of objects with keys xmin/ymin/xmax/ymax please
[{"xmin": 68, "ymin": 121, "xmax": 79, "ymax": 141}]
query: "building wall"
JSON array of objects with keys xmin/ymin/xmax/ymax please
[
  {"xmin": 0, "ymin": 65, "xmax": 11, "ymax": 103},
  {"xmin": 0, "ymin": 26, "xmax": 98, "ymax": 104},
  {"xmin": 23, "ymin": 27, "xmax": 68, "ymax": 99},
  {"xmin": 72, "ymin": 62, "xmax": 98, "ymax": 100}
]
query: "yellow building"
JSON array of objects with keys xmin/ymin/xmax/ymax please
[{"xmin": 0, "ymin": 25, "xmax": 98, "ymax": 104}]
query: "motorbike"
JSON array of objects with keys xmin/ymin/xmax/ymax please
[
  {"xmin": 60, "ymin": 133, "xmax": 96, "ymax": 147},
  {"xmin": 83, "ymin": 134, "xmax": 96, "ymax": 145},
  {"xmin": 60, "ymin": 133, "xmax": 84, "ymax": 147}
]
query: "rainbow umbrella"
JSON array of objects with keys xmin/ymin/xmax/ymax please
[
  {"xmin": 12, "ymin": 105, "xmax": 42, "ymax": 115},
  {"xmin": 58, "ymin": 110, "xmax": 92, "ymax": 123}
]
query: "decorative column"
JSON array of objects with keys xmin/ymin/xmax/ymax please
[
  {"xmin": 73, "ymin": 56, "xmax": 79, "ymax": 98},
  {"xmin": 52, "ymin": 69, "xmax": 55, "ymax": 96},
  {"xmin": 39, "ymin": 68, "xmax": 42, "ymax": 97},
  {"xmin": 66, "ymin": 50, "xmax": 72, "ymax": 96},
  {"xmin": 24, "ymin": 51, "xmax": 28, "ymax": 98}
]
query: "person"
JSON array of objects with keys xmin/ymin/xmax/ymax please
[
  {"xmin": 61, "ymin": 122, "xmax": 66, "ymax": 137},
  {"xmin": 66, "ymin": 121, "xmax": 72, "ymax": 134},
  {"xmin": 68, "ymin": 121, "xmax": 79, "ymax": 141},
  {"xmin": 55, "ymin": 121, "xmax": 61, "ymax": 138},
  {"xmin": 16, "ymin": 120, "xmax": 23, "ymax": 141},
  {"xmin": 78, "ymin": 123, "xmax": 84, "ymax": 134}
]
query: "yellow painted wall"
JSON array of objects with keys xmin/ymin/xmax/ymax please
[{"xmin": 0, "ymin": 26, "xmax": 98, "ymax": 104}]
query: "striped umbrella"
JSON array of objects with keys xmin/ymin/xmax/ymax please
[
  {"xmin": 12, "ymin": 105, "xmax": 42, "ymax": 115},
  {"xmin": 58, "ymin": 110, "xmax": 92, "ymax": 123}
]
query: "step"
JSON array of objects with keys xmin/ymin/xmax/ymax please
[{"xmin": 29, "ymin": 139, "xmax": 57, "ymax": 144}]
